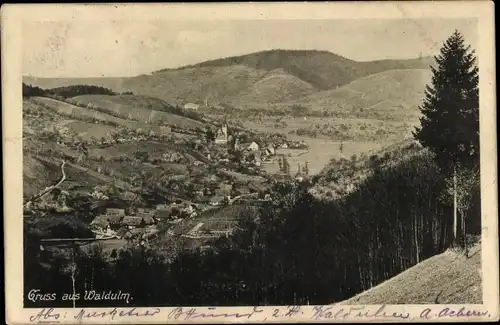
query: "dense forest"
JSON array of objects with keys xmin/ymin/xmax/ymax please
[
  {"xmin": 47, "ymin": 85, "xmax": 117, "ymax": 98},
  {"xmin": 22, "ymin": 83, "xmax": 117, "ymax": 98},
  {"xmin": 23, "ymin": 83, "xmax": 50, "ymax": 97},
  {"xmin": 23, "ymin": 145, "xmax": 481, "ymax": 307}
]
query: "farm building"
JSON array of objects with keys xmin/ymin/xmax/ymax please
[
  {"xmin": 265, "ymin": 144, "xmax": 276, "ymax": 156},
  {"xmin": 247, "ymin": 142, "xmax": 259, "ymax": 151},
  {"xmin": 155, "ymin": 206, "xmax": 174, "ymax": 219},
  {"xmin": 106, "ymin": 208, "xmax": 126, "ymax": 216},
  {"xmin": 137, "ymin": 208, "xmax": 155, "ymax": 215},
  {"xmin": 90, "ymin": 214, "xmax": 124, "ymax": 233},
  {"xmin": 184, "ymin": 103, "xmax": 200, "ymax": 110}
]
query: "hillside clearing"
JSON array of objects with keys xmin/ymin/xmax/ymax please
[
  {"xmin": 69, "ymin": 94, "xmax": 204, "ymax": 128},
  {"xmin": 28, "ymin": 97, "xmax": 171, "ymax": 135},
  {"xmin": 340, "ymin": 245, "xmax": 482, "ymax": 304},
  {"xmin": 294, "ymin": 69, "xmax": 431, "ymax": 120}
]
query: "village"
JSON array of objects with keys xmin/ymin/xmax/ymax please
[{"xmin": 86, "ymin": 115, "xmax": 311, "ymax": 250}]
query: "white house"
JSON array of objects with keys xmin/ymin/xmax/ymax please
[
  {"xmin": 184, "ymin": 103, "xmax": 200, "ymax": 110},
  {"xmin": 247, "ymin": 142, "xmax": 259, "ymax": 151},
  {"xmin": 265, "ymin": 144, "xmax": 276, "ymax": 156}
]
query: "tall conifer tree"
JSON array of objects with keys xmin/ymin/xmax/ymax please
[
  {"xmin": 413, "ymin": 30, "xmax": 479, "ymax": 170},
  {"xmin": 413, "ymin": 30, "xmax": 479, "ymax": 245}
]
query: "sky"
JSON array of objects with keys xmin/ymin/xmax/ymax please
[{"xmin": 23, "ymin": 18, "xmax": 478, "ymax": 78}]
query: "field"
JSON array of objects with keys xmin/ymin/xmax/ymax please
[
  {"xmin": 294, "ymin": 69, "xmax": 431, "ymax": 120},
  {"xmin": 58, "ymin": 120, "xmax": 117, "ymax": 141},
  {"xmin": 244, "ymin": 119, "xmax": 398, "ymax": 175},
  {"xmin": 262, "ymin": 139, "xmax": 392, "ymax": 175},
  {"xmin": 69, "ymin": 94, "xmax": 204, "ymax": 128},
  {"xmin": 29, "ymin": 97, "xmax": 159, "ymax": 132}
]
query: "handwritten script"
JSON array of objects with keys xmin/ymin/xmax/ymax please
[
  {"xmin": 29, "ymin": 307, "xmax": 161, "ymax": 323},
  {"xmin": 28, "ymin": 305, "xmax": 492, "ymax": 323}
]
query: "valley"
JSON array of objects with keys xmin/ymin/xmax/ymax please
[
  {"xmin": 22, "ymin": 46, "xmax": 481, "ymax": 307},
  {"xmin": 23, "ymin": 49, "xmax": 432, "ymax": 258}
]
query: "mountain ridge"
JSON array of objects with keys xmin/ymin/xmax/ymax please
[{"xmin": 23, "ymin": 49, "xmax": 435, "ymax": 107}]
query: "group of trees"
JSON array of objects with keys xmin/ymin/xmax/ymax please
[
  {"xmin": 22, "ymin": 83, "xmax": 49, "ymax": 97},
  {"xmin": 278, "ymin": 156, "xmax": 291, "ymax": 175},
  {"xmin": 413, "ymin": 30, "xmax": 480, "ymax": 251},
  {"xmin": 22, "ymin": 83, "xmax": 118, "ymax": 99},
  {"xmin": 48, "ymin": 85, "xmax": 117, "ymax": 98}
]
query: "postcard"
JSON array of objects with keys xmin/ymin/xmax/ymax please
[{"xmin": 2, "ymin": 1, "xmax": 498, "ymax": 324}]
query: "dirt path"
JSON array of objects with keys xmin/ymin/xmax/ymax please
[
  {"xmin": 24, "ymin": 160, "xmax": 66, "ymax": 207},
  {"xmin": 34, "ymin": 155, "xmax": 131, "ymax": 190}
]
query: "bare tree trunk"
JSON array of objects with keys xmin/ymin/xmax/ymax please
[
  {"xmin": 453, "ymin": 165, "xmax": 458, "ymax": 245},
  {"xmin": 71, "ymin": 247, "xmax": 76, "ymax": 308},
  {"xmin": 414, "ymin": 213, "xmax": 420, "ymax": 263},
  {"xmin": 462, "ymin": 211, "xmax": 468, "ymax": 256}
]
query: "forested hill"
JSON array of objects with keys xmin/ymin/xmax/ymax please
[
  {"xmin": 154, "ymin": 49, "xmax": 434, "ymax": 90},
  {"xmin": 23, "ymin": 49, "xmax": 434, "ymax": 106}
]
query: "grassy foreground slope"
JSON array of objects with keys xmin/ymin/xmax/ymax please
[{"xmin": 340, "ymin": 245, "xmax": 482, "ymax": 304}]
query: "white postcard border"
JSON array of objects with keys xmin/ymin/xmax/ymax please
[{"xmin": 2, "ymin": 2, "xmax": 498, "ymax": 324}]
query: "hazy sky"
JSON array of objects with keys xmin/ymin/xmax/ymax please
[{"xmin": 23, "ymin": 18, "xmax": 477, "ymax": 78}]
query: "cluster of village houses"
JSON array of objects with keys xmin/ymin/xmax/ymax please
[
  {"xmin": 210, "ymin": 121, "xmax": 308, "ymax": 168},
  {"xmin": 90, "ymin": 203, "xmax": 197, "ymax": 239},
  {"xmin": 89, "ymin": 194, "xmax": 243, "ymax": 241},
  {"xmin": 89, "ymin": 109, "xmax": 309, "ymax": 242}
]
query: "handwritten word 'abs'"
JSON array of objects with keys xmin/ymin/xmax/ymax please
[{"xmin": 29, "ymin": 308, "xmax": 61, "ymax": 323}]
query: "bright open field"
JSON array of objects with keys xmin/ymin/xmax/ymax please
[
  {"xmin": 58, "ymin": 120, "xmax": 117, "ymax": 141},
  {"xmin": 262, "ymin": 138, "xmax": 392, "ymax": 175},
  {"xmin": 244, "ymin": 119, "xmax": 400, "ymax": 175},
  {"xmin": 244, "ymin": 116, "xmax": 416, "ymax": 142}
]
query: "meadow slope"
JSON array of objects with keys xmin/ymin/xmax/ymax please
[
  {"xmin": 68, "ymin": 94, "xmax": 204, "ymax": 128},
  {"xmin": 340, "ymin": 245, "xmax": 482, "ymax": 304},
  {"xmin": 28, "ymin": 96, "xmax": 202, "ymax": 132},
  {"xmin": 294, "ymin": 69, "xmax": 432, "ymax": 119}
]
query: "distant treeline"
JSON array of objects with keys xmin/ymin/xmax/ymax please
[
  {"xmin": 47, "ymin": 85, "xmax": 117, "ymax": 98},
  {"xmin": 22, "ymin": 83, "xmax": 127, "ymax": 98},
  {"xmin": 23, "ymin": 83, "xmax": 50, "ymax": 97}
]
